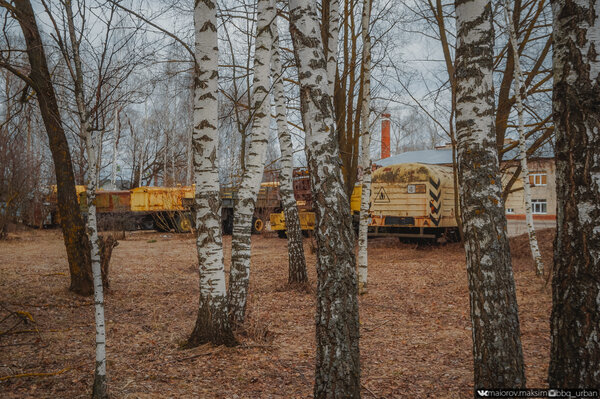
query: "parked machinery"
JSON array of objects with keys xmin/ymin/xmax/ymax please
[
  {"xmin": 269, "ymin": 163, "xmax": 461, "ymax": 241},
  {"xmin": 45, "ymin": 183, "xmax": 281, "ymax": 234},
  {"xmin": 369, "ymin": 163, "xmax": 460, "ymax": 241},
  {"xmin": 269, "ymin": 168, "xmax": 363, "ymax": 237}
]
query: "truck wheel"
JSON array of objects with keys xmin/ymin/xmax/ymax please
[
  {"xmin": 252, "ymin": 217, "xmax": 264, "ymax": 234},
  {"xmin": 175, "ymin": 213, "xmax": 193, "ymax": 233},
  {"xmin": 277, "ymin": 230, "xmax": 287, "ymax": 239},
  {"xmin": 141, "ymin": 217, "xmax": 154, "ymax": 230},
  {"xmin": 254, "ymin": 218, "xmax": 264, "ymax": 232}
]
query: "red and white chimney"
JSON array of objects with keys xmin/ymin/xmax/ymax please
[{"xmin": 381, "ymin": 113, "xmax": 391, "ymax": 159}]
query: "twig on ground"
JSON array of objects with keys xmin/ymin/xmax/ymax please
[
  {"xmin": 362, "ymin": 383, "xmax": 379, "ymax": 398},
  {"xmin": 166, "ymin": 352, "xmax": 214, "ymax": 363},
  {"xmin": 0, "ymin": 367, "xmax": 70, "ymax": 381},
  {"xmin": 362, "ymin": 319, "xmax": 391, "ymax": 332}
]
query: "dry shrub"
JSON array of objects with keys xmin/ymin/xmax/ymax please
[
  {"xmin": 509, "ymin": 228, "xmax": 555, "ymax": 274},
  {"xmin": 235, "ymin": 306, "xmax": 274, "ymax": 345}
]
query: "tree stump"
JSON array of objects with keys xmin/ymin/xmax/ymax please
[{"xmin": 99, "ymin": 235, "xmax": 118, "ymax": 290}]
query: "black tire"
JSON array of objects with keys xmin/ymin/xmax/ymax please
[
  {"xmin": 222, "ymin": 209, "xmax": 233, "ymax": 235},
  {"xmin": 277, "ymin": 230, "xmax": 287, "ymax": 239},
  {"xmin": 140, "ymin": 216, "xmax": 154, "ymax": 230}
]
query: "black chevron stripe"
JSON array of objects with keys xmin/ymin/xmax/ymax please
[
  {"xmin": 430, "ymin": 215, "xmax": 441, "ymax": 226},
  {"xmin": 429, "ymin": 189, "xmax": 441, "ymax": 202},
  {"xmin": 430, "ymin": 200, "xmax": 442, "ymax": 215},
  {"xmin": 429, "ymin": 177, "xmax": 441, "ymax": 190}
]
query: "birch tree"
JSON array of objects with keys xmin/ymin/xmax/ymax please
[
  {"xmin": 110, "ymin": 108, "xmax": 120, "ymax": 189},
  {"xmin": 271, "ymin": 27, "xmax": 308, "ymax": 285},
  {"xmin": 503, "ymin": 0, "xmax": 544, "ymax": 276},
  {"xmin": 61, "ymin": 3, "xmax": 108, "ymax": 396},
  {"xmin": 549, "ymin": 0, "xmax": 600, "ymax": 387},
  {"xmin": 86, "ymin": 128, "xmax": 108, "ymax": 399},
  {"xmin": 187, "ymin": 0, "xmax": 236, "ymax": 347},
  {"xmin": 228, "ymin": 0, "xmax": 275, "ymax": 325},
  {"xmin": 455, "ymin": 0, "xmax": 525, "ymax": 389},
  {"xmin": 289, "ymin": 0, "xmax": 360, "ymax": 396},
  {"xmin": 357, "ymin": 0, "xmax": 371, "ymax": 295}
]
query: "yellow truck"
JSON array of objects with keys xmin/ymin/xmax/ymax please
[
  {"xmin": 269, "ymin": 184, "xmax": 363, "ymax": 238},
  {"xmin": 47, "ymin": 183, "xmax": 281, "ymax": 234}
]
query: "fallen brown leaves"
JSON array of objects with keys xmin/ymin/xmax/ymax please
[{"xmin": 0, "ymin": 228, "xmax": 552, "ymax": 398}]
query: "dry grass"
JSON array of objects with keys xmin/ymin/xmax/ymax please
[{"xmin": 0, "ymin": 229, "xmax": 552, "ymax": 398}]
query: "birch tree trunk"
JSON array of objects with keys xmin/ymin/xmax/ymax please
[
  {"xmin": 325, "ymin": 0, "xmax": 340, "ymax": 98},
  {"xmin": 271, "ymin": 28, "xmax": 308, "ymax": 285},
  {"xmin": 171, "ymin": 139, "xmax": 175, "ymax": 184},
  {"xmin": 455, "ymin": 0, "xmax": 525, "ymax": 389},
  {"xmin": 85, "ymin": 132, "xmax": 108, "ymax": 399},
  {"xmin": 503, "ymin": 0, "xmax": 544, "ymax": 276},
  {"xmin": 228, "ymin": 0, "xmax": 275, "ymax": 326},
  {"xmin": 95, "ymin": 131, "xmax": 103, "ymax": 188},
  {"xmin": 111, "ymin": 108, "xmax": 120, "ymax": 189},
  {"xmin": 163, "ymin": 132, "xmax": 168, "ymax": 185},
  {"xmin": 186, "ymin": 127, "xmax": 193, "ymax": 186},
  {"xmin": 138, "ymin": 145, "xmax": 144, "ymax": 187},
  {"xmin": 289, "ymin": 0, "xmax": 360, "ymax": 396},
  {"xmin": 187, "ymin": 0, "xmax": 236, "ymax": 347},
  {"xmin": 64, "ymin": 3, "xmax": 108, "ymax": 396},
  {"xmin": 357, "ymin": 0, "xmax": 372, "ymax": 295},
  {"xmin": 549, "ymin": 0, "xmax": 600, "ymax": 387}
]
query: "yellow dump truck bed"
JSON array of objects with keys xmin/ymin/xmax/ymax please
[{"xmin": 130, "ymin": 186, "xmax": 194, "ymax": 212}]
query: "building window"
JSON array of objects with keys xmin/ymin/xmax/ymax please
[
  {"xmin": 531, "ymin": 199, "xmax": 547, "ymax": 214},
  {"xmin": 506, "ymin": 208, "xmax": 515, "ymax": 214},
  {"xmin": 529, "ymin": 172, "xmax": 547, "ymax": 186}
]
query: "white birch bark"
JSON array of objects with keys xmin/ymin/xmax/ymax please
[
  {"xmin": 85, "ymin": 127, "xmax": 107, "ymax": 399},
  {"xmin": 357, "ymin": 0, "xmax": 371, "ymax": 295},
  {"xmin": 139, "ymin": 105, "xmax": 146, "ymax": 187},
  {"xmin": 110, "ymin": 108, "xmax": 119, "ymax": 189},
  {"xmin": 503, "ymin": 0, "xmax": 544, "ymax": 276},
  {"xmin": 95, "ymin": 131, "xmax": 103, "ymax": 188},
  {"xmin": 326, "ymin": 0, "xmax": 340, "ymax": 98},
  {"xmin": 187, "ymin": 0, "xmax": 235, "ymax": 347},
  {"xmin": 186, "ymin": 126, "xmax": 193, "ymax": 186},
  {"xmin": 271, "ymin": 27, "xmax": 308, "ymax": 285},
  {"xmin": 455, "ymin": 0, "xmax": 525, "ymax": 389},
  {"xmin": 171, "ymin": 138, "xmax": 175, "ymax": 184},
  {"xmin": 64, "ymin": 3, "xmax": 107, "ymax": 397},
  {"xmin": 138, "ymin": 144, "xmax": 144, "ymax": 187},
  {"xmin": 228, "ymin": 0, "xmax": 275, "ymax": 325},
  {"xmin": 163, "ymin": 131, "xmax": 168, "ymax": 185},
  {"xmin": 289, "ymin": 0, "xmax": 360, "ymax": 396}
]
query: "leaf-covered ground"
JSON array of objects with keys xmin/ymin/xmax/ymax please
[{"xmin": 0, "ymin": 229, "xmax": 553, "ymax": 398}]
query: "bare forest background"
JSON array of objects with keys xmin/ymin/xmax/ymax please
[{"xmin": 0, "ymin": 0, "xmax": 553, "ymax": 229}]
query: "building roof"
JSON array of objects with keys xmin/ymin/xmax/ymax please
[
  {"xmin": 375, "ymin": 144, "xmax": 554, "ymax": 167},
  {"xmin": 375, "ymin": 149, "xmax": 453, "ymax": 167}
]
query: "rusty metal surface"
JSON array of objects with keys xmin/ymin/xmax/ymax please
[
  {"xmin": 269, "ymin": 210, "xmax": 315, "ymax": 231},
  {"xmin": 130, "ymin": 186, "xmax": 192, "ymax": 212},
  {"xmin": 292, "ymin": 168, "xmax": 313, "ymax": 211},
  {"xmin": 372, "ymin": 164, "xmax": 433, "ymax": 184},
  {"xmin": 79, "ymin": 190, "xmax": 131, "ymax": 213}
]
